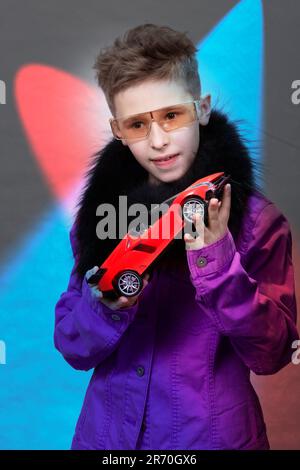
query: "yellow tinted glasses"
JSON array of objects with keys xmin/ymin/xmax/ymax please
[{"xmin": 109, "ymin": 100, "xmax": 201, "ymax": 141}]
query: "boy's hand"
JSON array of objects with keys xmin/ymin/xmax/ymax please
[
  {"xmin": 184, "ymin": 183, "xmax": 231, "ymax": 250},
  {"xmin": 85, "ymin": 266, "xmax": 150, "ymax": 311}
]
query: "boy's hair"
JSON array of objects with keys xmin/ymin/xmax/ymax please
[{"xmin": 93, "ymin": 23, "xmax": 201, "ymax": 116}]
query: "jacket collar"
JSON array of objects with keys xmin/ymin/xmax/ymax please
[{"xmin": 74, "ymin": 109, "xmax": 264, "ymax": 277}]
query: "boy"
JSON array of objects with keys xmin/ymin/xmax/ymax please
[{"xmin": 54, "ymin": 24, "xmax": 299, "ymax": 450}]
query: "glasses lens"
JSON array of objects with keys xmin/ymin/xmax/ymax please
[
  {"xmin": 112, "ymin": 102, "xmax": 198, "ymax": 140},
  {"xmin": 157, "ymin": 103, "xmax": 197, "ymax": 132},
  {"xmin": 117, "ymin": 114, "xmax": 150, "ymax": 140}
]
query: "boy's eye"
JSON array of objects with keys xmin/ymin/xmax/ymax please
[
  {"xmin": 130, "ymin": 121, "xmax": 144, "ymax": 128},
  {"xmin": 165, "ymin": 111, "xmax": 178, "ymax": 120},
  {"xmin": 124, "ymin": 120, "xmax": 146, "ymax": 129}
]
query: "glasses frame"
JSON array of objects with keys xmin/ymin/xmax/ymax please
[{"xmin": 109, "ymin": 99, "xmax": 202, "ymax": 141}]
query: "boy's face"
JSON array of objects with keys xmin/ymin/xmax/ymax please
[{"xmin": 113, "ymin": 79, "xmax": 211, "ymax": 185}]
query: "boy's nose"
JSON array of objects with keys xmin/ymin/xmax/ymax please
[{"xmin": 148, "ymin": 120, "xmax": 170, "ymax": 147}]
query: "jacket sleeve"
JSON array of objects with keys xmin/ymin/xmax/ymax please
[
  {"xmin": 186, "ymin": 202, "xmax": 299, "ymax": 375},
  {"xmin": 54, "ymin": 222, "xmax": 139, "ymax": 371}
]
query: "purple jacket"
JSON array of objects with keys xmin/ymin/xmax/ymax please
[{"xmin": 54, "ymin": 189, "xmax": 298, "ymax": 450}]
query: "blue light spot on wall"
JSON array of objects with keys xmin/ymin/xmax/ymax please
[{"xmin": 196, "ymin": 0, "xmax": 264, "ymax": 185}]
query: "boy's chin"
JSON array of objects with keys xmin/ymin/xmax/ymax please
[
  {"xmin": 148, "ymin": 170, "xmax": 184, "ymax": 186},
  {"xmin": 148, "ymin": 176, "xmax": 176, "ymax": 187}
]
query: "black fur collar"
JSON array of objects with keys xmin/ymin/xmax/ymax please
[{"xmin": 73, "ymin": 109, "xmax": 265, "ymax": 278}]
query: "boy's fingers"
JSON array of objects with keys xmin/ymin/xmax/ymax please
[
  {"xmin": 208, "ymin": 198, "xmax": 221, "ymax": 231},
  {"xmin": 184, "ymin": 231, "xmax": 204, "ymax": 250},
  {"xmin": 192, "ymin": 212, "xmax": 204, "ymax": 231},
  {"xmin": 219, "ymin": 184, "xmax": 231, "ymax": 219},
  {"xmin": 118, "ymin": 296, "xmax": 139, "ymax": 309},
  {"xmin": 209, "ymin": 197, "xmax": 219, "ymax": 216},
  {"xmin": 86, "ymin": 265, "xmax": 100, "ymax": 284},
  {"xmin": 184, "ymin": 233, "xmax": 195, "ymax": 243},
  {"xmin": 184, "ymin": 232, "xmax": 198, "ymax": 250},
  {"xmin": 90, "ymin": 286, "xmax": 103, "ymax": 298},
  {"xmin": 142, "ymin": 272, "xmax": 151, "ymax": 288},
  {"xmin": 111, "ymin": 296, "xmax": 128, "ymax": 310}
]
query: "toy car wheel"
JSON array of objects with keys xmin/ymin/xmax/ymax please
[
  {"xmin": 116, "ymin": 270, "xmax": 143, "ymax": 297},
  {"xmin": 182, "ymin": 197, "xmax": 204, "ymax": 223}
]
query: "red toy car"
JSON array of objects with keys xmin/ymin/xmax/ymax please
[{"xmin": 87, "ymin": 172, "xmax": 231, "ymax": 298}]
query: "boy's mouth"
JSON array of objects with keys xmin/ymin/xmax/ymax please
[{"xmin": 150, "ymin": 153, "xmax": 179, "ymax": 166}]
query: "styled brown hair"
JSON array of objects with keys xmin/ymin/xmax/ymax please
[{"xmin": 93, "ymin": 23, "xmax": 201, "ymax": 116}]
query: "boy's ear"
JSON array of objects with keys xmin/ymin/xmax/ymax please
[{"xmin": 198, "ymin": 94, "xmax": 211, "ymax": 126}]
